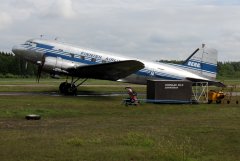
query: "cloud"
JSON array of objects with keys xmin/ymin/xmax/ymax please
[
  {"xmin": 0, "ymin": 12, "xmax": 12, "ymax": 29},
  {"xmin": 0, "ymin": 0, "xmax": 240, "ymax": 61},
  {"xmin": 46, "ymin": 0, "xmax": 76, "ymax": 19},
  {"xmin": 0, "ymin": 0, "xmax": 76, "ymax": 23}
]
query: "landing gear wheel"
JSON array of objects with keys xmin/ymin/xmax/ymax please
[
  {"xmin": 59, "ymin": 82, "xmax": 77, "ymax": 95},
  {"xmin": 59, "ymin": 82, "xmax": 67, "ymax": 94}
]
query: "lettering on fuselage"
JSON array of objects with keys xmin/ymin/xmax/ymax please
[
  {"xmin": 80, "ymin": 51, "xmax": 102, "ymax": 60},
  {"xmin": 150, "ymin": 70, "xmax": 155, "ymax": 76},
  {"xmin": 187, "ymin": 61, "xmax": 201, "ymax": 68},
  {"xmin": 105, "ymin": 57, "xmax": 118, "ymax": 62},
  {"xmin": 79, "ymin": 51, "xmax": 119, "ymax": 63}
]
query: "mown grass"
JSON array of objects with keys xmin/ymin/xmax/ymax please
[
  {"xmin": 0, "ymin": 78, "xmax": 146, "ymax": 93},
  {"xmin": 0, "ymin": 78, "xmax": 126, "ymax": 85},
  {"xmin": 0, "ymin": 78, "xmax": 240, "ymax": 161},
  {"xmin": 0, "ymin": 94, "xmax": 240, "ymax": 161}
]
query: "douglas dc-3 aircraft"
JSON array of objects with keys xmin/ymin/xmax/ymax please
[{"xmin": 12, "ymin": 38, "xmax": 224, "ymax": 95}]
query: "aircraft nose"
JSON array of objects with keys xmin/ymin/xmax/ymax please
[
  {"xmin": 12, "ymin": 45, "xmax": 19, "ymax": 53},
  {"xmin": 12, "ymin": 45, "xmax": 25, "ymax": 56}
]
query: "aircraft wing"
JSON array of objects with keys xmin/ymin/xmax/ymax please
[{"xmin": 67, "ymin": 60, "xmax": 144, "ymax": 80}]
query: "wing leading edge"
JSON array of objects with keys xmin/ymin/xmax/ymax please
[{"xmin": 67, "ymin": 60, "xmax": 144, "ymax": 81}]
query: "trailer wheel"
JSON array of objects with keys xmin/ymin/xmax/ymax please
[
  {"xmin": 25, "ymin": 114, "xmax": 41, "ymax": 120},
  {"xmin": 216, "ymin": 100, "xmax": 221, "ymax": 104}
]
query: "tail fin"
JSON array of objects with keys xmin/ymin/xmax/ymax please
[{"xmin": 183, "ymin": 45, "xmax": 218, "ymax": 80}]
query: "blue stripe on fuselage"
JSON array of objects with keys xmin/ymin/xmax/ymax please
[
  {"xmin": 136, "ymin": 70, "xmax": 181, "ymax": 80},
  {"xmin": 201, "ymin": 62, "xmax": 217, "ymax": 73},
  {"xmin": 172, "ymin": 62, "xmax": 216, "ymax": 74},
  {"xmin": 36, "ymin": 43, "xmax": 54, "ymax": 50},
  {"xmin": 183, "ymin": 60, "xmax": 217, "ymax": 73}
]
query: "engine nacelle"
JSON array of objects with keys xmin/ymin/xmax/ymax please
[
  {"xmin": 43, "ymin": 56, "xmax": 76, "ymax": 74},
  {"xmin": 50, "ymin": 73, "xmax": 61, "ymax": 79}
]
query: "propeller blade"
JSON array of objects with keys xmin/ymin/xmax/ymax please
[
  {"xmin": 36, "ymin": 65, "xmax": 42, "ymax": 83},
  {"xmin": 36, "ymin": 55, "xmax": 45, "ymax": 83},
  {"xmin": 25, "ymin": 62, "xmax": 28, "ymax": 70}
]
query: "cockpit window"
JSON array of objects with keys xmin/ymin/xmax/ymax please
[
  {"xmin": 24, "ymin": 41, "xmax": 31, "ymax": 45},
  {"xmin": 24, "ymin": 40, "xmax": 36, "ymax": 45}
]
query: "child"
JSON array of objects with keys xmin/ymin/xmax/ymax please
[{"xmin": 125, "ymin": 87, "xmax": 138, "ymax": 105}]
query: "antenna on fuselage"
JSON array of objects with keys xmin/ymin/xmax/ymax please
[{"xmin": 200, "ymin": 43, "xmax": 206, "ymax": 75}]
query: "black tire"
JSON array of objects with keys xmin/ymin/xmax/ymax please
[
  {"xmin": 59, "ymin": 82, "xmax": 77, "ymax": 95},
  {"xmin": 25, "ymin": 114, "xmax": 41, "ymax": 120},
  {"xmin": 208, "ymin": 100, "xmax": 212, "ymax": 104},
  {"xmin": 227, "ymin": 100, "xmax": 230, "ymax": 104},
  {"xmin": 216, "ymin": 100, "xmax": 221, "ymax": 104},
  {"xmin": 59, "ymin": 82, "xmax": 68, "ymax": 94}
]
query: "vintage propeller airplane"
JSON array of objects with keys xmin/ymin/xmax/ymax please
[{"xmin": 12, "ymin": 38, "xmax": 224, "ymax": 95}]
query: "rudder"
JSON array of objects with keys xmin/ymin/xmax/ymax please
[{"xmin": 183, "ymin": 45, "xmax": 218, "ymax": 80}]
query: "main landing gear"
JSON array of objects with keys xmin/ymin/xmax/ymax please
[{"xmin": 59, "ymin": 77, "xmax": 88, "ymax": 95}]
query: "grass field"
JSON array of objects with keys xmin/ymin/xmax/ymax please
[{"xmin": 0, "ymin": 78, "xmax": 240, "ymax": 161}]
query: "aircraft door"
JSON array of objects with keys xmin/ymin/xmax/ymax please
[{"xmin": 55, "ymin": 56, "xmax": 63, "ymax": 70}]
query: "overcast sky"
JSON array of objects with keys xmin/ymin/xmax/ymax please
[{"xmin": 0, "ymin": 0, "xmax": 240, "ymax": 61}]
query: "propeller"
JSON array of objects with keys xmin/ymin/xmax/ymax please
[
  {"xmin": 36, "ymin": 55, "xmax": 45, "ymax": 83},
  {"xmin": 25, "ymin": 62, "xmax": 28, "ymax": 70}
]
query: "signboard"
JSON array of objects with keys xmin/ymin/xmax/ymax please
[{"xmin": 147, "ymin": 80, "xmax": 192, "ymax": 103}]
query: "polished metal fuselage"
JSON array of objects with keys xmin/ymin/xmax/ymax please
[{"xmin": 12, "ymin": 39, "xmax": 210, "ymax": 84}]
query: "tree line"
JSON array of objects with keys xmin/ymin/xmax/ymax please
[
  {"xmin": 0, "ymin": 52, "xmax": 36, "ymax": 78},
  {"xmin": 0, "ymin": 51, "xmax": 239, "ymax": 79}
]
